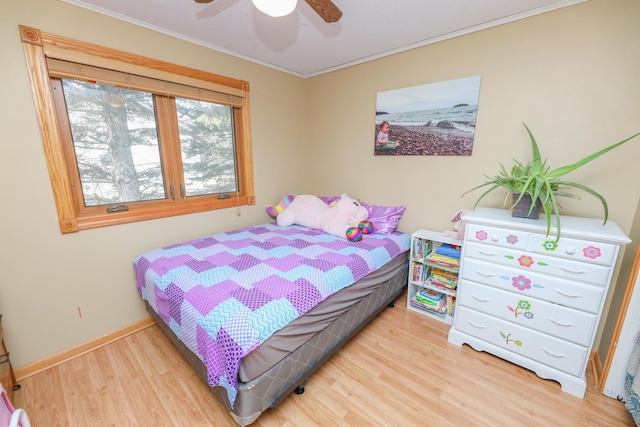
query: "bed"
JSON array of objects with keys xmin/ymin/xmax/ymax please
[{"xmin": 134, "ymin": 221, "xmax": 410, "ymax": 425}]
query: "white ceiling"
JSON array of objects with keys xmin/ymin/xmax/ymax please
[{"xmin": 61, "ymin": 0, "xmax": 587, "ymax": 78}]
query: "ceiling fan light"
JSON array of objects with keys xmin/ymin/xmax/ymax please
[{"xmin": 251, "ymin": 0, "xmax": 297, "ymax": 17}]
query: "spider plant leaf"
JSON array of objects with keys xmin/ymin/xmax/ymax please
[
  {"xmin": 523, "ymin": 123, "xmax": 544, "ymax": 173},
  {"xmin": 465, "ymin": 124, "xmax": 639, "ymax": 241},
  {"xmin": 555, "ymin": 180, "xmax": 609, "ymax": 224},
  {"xmin": 547, "ymin": 131, "xmax": 640, "ymax": 179},
  {"xmin": 546, "ymin": 188, "xmax": 562, "ymax": 240},
  {"xmin": 468, "ymin": 183, "xmax": 504, "ymax": 210},
  {"xmin": 461, "ymin": 181, "xmax": 501, "ymax": 198},
  {"xmin": 532, "ymin": 177, "xmax": 546, "ymax": 200},
  {"xmin": 551, "ymin": 190, "xmax": 581, "ymax": 200}
]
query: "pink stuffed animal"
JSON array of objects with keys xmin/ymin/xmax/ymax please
[
  {"xmin": 276, "ymin": 194, "xmax": 369, "ymax": 240},
  {"xmin": 443, "ymin": 209, "xmax": 470, "ymax": 240}
]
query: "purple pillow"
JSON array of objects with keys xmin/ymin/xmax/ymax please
[
  {"xmin": 274, "ymin": 195, "xmax": 405, "ymax": 234},
  {"xmin": 360, "ymin": 202, "xmax": 405, "ymax": 234}
]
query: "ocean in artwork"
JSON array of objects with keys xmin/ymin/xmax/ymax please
[{"xmin": 376, "ymin": 104, "xmax": 478, "ymax": 134}]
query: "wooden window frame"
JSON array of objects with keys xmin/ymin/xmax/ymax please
[{"xmin": 19, "ymin": 25, "xmax": 255, "ymax": 234}]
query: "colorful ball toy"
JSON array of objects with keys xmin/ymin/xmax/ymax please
[
  {"xmin": 358, "ymin": 220, "xmax": 374, "ymax": 235},
  {"xmin": 346, "ymin": 221, "xmax": 374, "ymax": 242},
  {"xmin": 346, "ymin": 227, "xmax": 363, "ymax": 242}
]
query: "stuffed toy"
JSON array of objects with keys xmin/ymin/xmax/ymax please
[
  {"xmin": 276, "ymin": 194, "xmax": 372, "ymax": 241},
  {"xmin": 443, "ymin": 209, "xmax": 470, "ymax": 240},
  {"xmin": 265, "ymin": 193, "xmax": 295, "ymax": 218}
]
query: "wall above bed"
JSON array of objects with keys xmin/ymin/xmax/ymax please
[{"xmin": 1, "ymin": 0, "xmax": 638, "ymax": 376}]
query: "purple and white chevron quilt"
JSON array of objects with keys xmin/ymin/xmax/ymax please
[{"xmin": 134, "ymin": 223, "xmax": 410, "ymax": 405}]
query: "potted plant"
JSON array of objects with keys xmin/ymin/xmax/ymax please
[{"xmin": 464, "ymin": 123, "xmax": 640, "ymax": 240}]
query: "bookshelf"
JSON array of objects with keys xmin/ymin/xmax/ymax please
[{"xmin": 407, "ymin": 230, "xmax": 462, "ymax": 325}]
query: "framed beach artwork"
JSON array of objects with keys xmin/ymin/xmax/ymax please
[{"xmin": 374, "ymin": 75, "xmax": 481, "ymax": 156}]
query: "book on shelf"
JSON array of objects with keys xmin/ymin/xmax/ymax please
[
  {"xmin": 446, "ymin": 294, "xmax": 455, "ymax": 316},
  {"xmin": 428, "ymin": 268, "xmax": 458, "ymax": 289},
  {"xmin": 434, "ymin": 243, "xmax": 461, "ymax": 259},
  {"xmin": 412, "ymin": 238, "xmax": 433, "ymax": 262},
  {"xmin": 411, "ymin": 288, "xmax": 447, "ymax": 313},
  {"xmin": 415, "ymin": 288, "xmax": 445, "ymax": 304},
  {"xmin": 412, "ymin": 262, "xmax": 427, "ymax": 282},
  {"xmin": 409, "ymin": 297, "xmax": 447, "ymax": 317},
  {"xmin": 424, "ymin": 281, "xmax": 456, "ymax": 296},
  {"xmin": 413, "ymin": 295, "xmax": 444, "ymax": 308},
  {"xmin": 425, "ymin": 250, "xmax": 460, "ymax": 271},
  {"xmin": 410, "ymin": 292, "xmax": 455, "ymax": 317}
]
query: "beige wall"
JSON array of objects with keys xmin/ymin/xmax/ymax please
[
  {"xmin": 307, "ymin": 0, "xmax": 640, "ymax": 235},
  {"xmin": 306, "ymin": 0, "xmax": 640, "ymax": 362},
  {"xmin": 1, "ymin": 0, "xmax": 638, "ymax": 372},
  {"xmin": 1, "ymin": 0, "xmax": 311, "ymax": 367}
]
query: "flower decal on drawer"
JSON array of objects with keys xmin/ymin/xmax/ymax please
[
  {"xmin": 500, "ymin": 332, "xmax": 523, "ymax": 347},
  {"xmin": 475, "ymin": 230, "xmax": 488, "ymax": 241},
  {"xmin": 517, "ymin": 255, "xmax": 534, "ymax": 268},
  {"xmin": 542, "ymin": 240, "xmax": 558, "ymax": 251},
  {"xmin": 583, "ymin": 246, "xmax": 602, "ymax": 259},
  {"xmin": 508, "ymin": 300, "xmax": 534, "ymax": 319},
  {"xmin": 512, "ymin": 275, "xmax": 532, "ymax": 291},
  {"xmin": 506, "ymin": 234, "xmax": 518, "ymax": 244}
]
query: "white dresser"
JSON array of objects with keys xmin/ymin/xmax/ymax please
[{"xmin": 448, "ymin": 207, "xmax": 630, "ymax": 398}]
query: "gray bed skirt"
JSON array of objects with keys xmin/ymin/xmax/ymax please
[{"xmin": 146, "ymin": 254, "xmax": 409, "ymax": 426}]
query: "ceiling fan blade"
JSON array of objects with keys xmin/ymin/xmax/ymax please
[{"xmin": 304, "ymin": 0, "xmax": 342, "ymax": 23}]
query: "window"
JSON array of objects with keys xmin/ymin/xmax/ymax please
[{"xmin": 20, "ymin": 25, "xmax": 254, "ymax": 233}]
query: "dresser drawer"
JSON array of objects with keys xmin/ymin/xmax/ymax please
[
  {"xmin": 454, "ymin": 307, "xmax": 588, "ymax": 377},
  {"xmin": 527, "ymin": 234, "xmax": 617, "ymax": 266},
  {"xmin": 457, "ymin": 281, "xmax": 597, "ymax": 346},
  {"xmin": 460, "ymin": 258, "xmax": 604, "ymax": 313},
  {"xmin": 465, "ymin": 223, "xmax": 531, "ymax": 250},
  {"xmin": 463, "ymin": 242, "xmax": 611, "ymax": 286},
  {"xmin": 465, "ymin": 223, "xmax": 617, "ymax": 266}
]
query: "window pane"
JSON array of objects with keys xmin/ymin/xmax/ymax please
[
  {"xmin": 176, "ymin": 98, "xmax": 237, "ymax": 196},
  {"xmin": 61, "ymin": 80, "xmax": 165, "ymax": 206}
]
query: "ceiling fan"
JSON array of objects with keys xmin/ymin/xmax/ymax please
[{"xmin": 194, "ymin": 0, "xmax": 343, "ymax": 23}]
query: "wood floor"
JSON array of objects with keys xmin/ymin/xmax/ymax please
[{"xmin": 12, "ymin": 292, "xmax": 635, "ymax": 427}]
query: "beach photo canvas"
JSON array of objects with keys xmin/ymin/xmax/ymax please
[{"xmin": 374, "ymin": 75, "xmax": 481, "ymax": 156}]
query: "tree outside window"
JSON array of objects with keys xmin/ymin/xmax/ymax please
[{"xmin": 20, "ymin": 25, "xmax": 254, "ymax": 233}]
